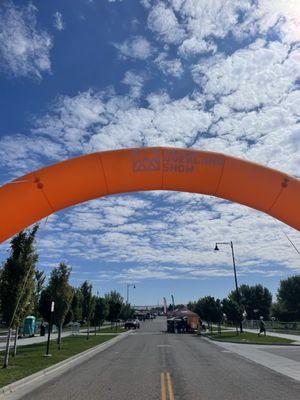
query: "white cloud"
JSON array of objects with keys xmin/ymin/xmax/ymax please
[
  {"xmin": 146, "ymin": 91, "xmax": 171, "ymax": 110},
  {"xmin": 115, "ymin": 36, "xmax": 153, "ymax": 60},
  {"xmin": 20, "ymin": 191, "xmax": 300, "ymax": 282},
  {"xmin": 236, "ymin": 0, "xmax": 300, "ymax": 44},
  {"xmin": 155, "ymin": 53, "xmax": 184, "ymax": 78},
  {"xmin": 0, "ymin": 1, "xmax": 52, "ymax": 79},
  {"xmin": 177, "ymin": 0, "xmax": 251, "ymax": 40},
  {"xmin": 178, "ymin": 37, "xmax": 217, "ymax": 57},
  {"xmin": 53, "ymin": 11, "xmax": 65, "ymax": 31},
  {"xmin": 147, "ymin": 0, "xmax": 252, "ymax": 52},
  {"xmin": 148, "ymin": 2, "xmax": 185, "ymax": 44},
  {"xmin": 140, "ymin": 0, "xmax": 152, "ymax": 9},
  {"xmin": 0, "ymin": 134, "xmax": 66, "ymax": 180},
  {"xmin": 196, "ymin": 39, "xmax": 300, "ymax": 110},
  {"xmin": 122, "ymin": 70, "xmax": 146, "ymax": 98}
]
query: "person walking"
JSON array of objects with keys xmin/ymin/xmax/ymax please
[{"xmin": 258, "ymin": 317, "xmax": 266, "ymax": 336}]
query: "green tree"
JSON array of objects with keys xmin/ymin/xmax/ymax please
[
  {"xmin": 105, "ymin": 290, "xmax": 123, "ymax": 328},
  {"xmin": 222, "ymin": 298, "xmax": 243, "ymax": 335},
  {"xmin": 275, "ymin": 275, "xmax": 300, "ymax": 321},
  {"xmin": 167, "ymin": 303, "xmax": 185, "ymax": 312},
  {"xmin": 187, "ymin": 301, "xmax": 196, "ymax": 312},
  {"xmin": 80, "ymin": 281, "xmax": 95, "ymax": 339},
  {"xmin": 270, "ymin": 302, "xmax": 291, "ymax": 322},
  {"xmin": 120, "ymin": 303, "xmax": 134, "ymax": 321},
  {"xmin": 229, "ymin": 284, "xmax": 272, "ymax": 320},
  {"xmin": 70, "ymin": 288, "xmax": 83, "ymax": 322},
  {"xmin": 91, "ymin": 297, "xmax": 109, "ymax": 334},
  {"xmin": 0, "ymin": 225, "xmax": 39, "ymax": 366},
  {"xmin": 32, "ymin": 269, "xmax": 45, "ymax": 317},
  {"xmin": 194, "ymin": 296, "xmax": 222, "ymax": 329},
  {"xmin": 39, "ymin": 263, "xmax": 73, "ymax": 350}
]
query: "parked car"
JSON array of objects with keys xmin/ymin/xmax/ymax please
[
  {"xmin": 125, "ymin": 319, "xmax": 139, "ymax": 329},
  {"xmin": 134, "ymin": 319, "xmax": 140, "ymax": 328}
]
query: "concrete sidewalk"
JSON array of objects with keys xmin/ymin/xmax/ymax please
[
  {"xmin": 0, "ymin": 325, "xmax": 121, "ymax": 351},
  {"xmin": 208, "ymin": 338, "xmax": 300, "ymax": 382},
  {"xmin": 0, "ymin": 331, "xmax": 72, "ymax": 351}
]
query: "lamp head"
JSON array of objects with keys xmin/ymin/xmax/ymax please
[{"xmin": 214, "ymin": 244, "xmax": 219, "ymax": 251}]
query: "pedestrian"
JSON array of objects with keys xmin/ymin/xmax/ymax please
[{"xmin": 258, "ymin": 318, "xmax": 266, "ymax": 336}]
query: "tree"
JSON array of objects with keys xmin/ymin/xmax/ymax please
[
  {"xmin": 187, "ymin": 301, "xmax": 196, "ymax": 312},
  {"xmin": 194, "ymin": 296, "xmax": 222, "ymax": 330},
  {"xmin": 222, "ymin": 298, "xmax": 243, "ymax": 335},
  {"xmin": 39, "ymin": 263, "xmax": 73, "ymax": 350},
  {"xmin": 105, "ymin": 291, "xmax": 123, "ymax": 328},
  {"xmin": 119, "ymin": 303, "xmax": 134, "ymax": 321},
  {"xmin": 92, "ymin": 297, "xmax": 109, "ymax": 334},
  {"xmin": 0, "ymin": 225, "xmax": 39, "ymax": 366},
  {"xmin": 69, "ymin": 288, "xmax": 83, "ymax": 323},
  {"xmin": 275, "ymin": 275, "xmax": 300, "ymax": 321},
  {"xmin": 270, "ymin": 302, "xmax": 291, "ymax": 322},
  {"xmin": 229, "ymin": 284, "xmax": 272, "ymax": 320},
  {"xmin": 167, "ymin": 303, "xmax": 185, "ymax": 312},
  {"xmin": 80, "ymin": 281, "xmax": 95, "ymax": 339},
  {"xmin": 32, "ymin": 269, "xmax": 45, "ymax": 317}
]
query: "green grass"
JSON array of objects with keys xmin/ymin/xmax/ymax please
[
  {"xmin": 207, "ymin": 330, "xmax": 294, "ymax": 344},
  {"xmin": 88, "ymin": 326, "xmax": 126, "ymax": 334},
  {"xmin": 0, "ymin": 334, "xmax": 116, "ymax": 388}
]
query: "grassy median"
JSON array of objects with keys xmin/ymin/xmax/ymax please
[
  {"xmin": 0, "ymin": 334, "xmax": 116, "ymax": 388},
  {"xmin": 207, "ymin": 330, "xmax": 294, "ymax": 344}
]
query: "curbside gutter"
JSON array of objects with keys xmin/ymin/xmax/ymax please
[{"xmin": 0, "ymin": 331, "xmax": 132, "ymax": 400}]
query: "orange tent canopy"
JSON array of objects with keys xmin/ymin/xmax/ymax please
[{"xmin": 0, "ymin": 147, "xmax": 299, "ymax": 243}]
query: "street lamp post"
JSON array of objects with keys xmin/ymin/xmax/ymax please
[
  {"xmin": 126, "ymin": 283, "xmax": 136, "ymax": 304},
  {"xmin": 214, "ymin": 241, "xmax": 243, "ymax": 333}
]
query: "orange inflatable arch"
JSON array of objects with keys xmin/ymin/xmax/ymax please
[{"xmin": 0, "ymin": 147, "xmax": 299, "ymax": 243}]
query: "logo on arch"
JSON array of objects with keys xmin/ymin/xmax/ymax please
[{"xmin": 131, "ymin": 149, "xmax": 161, "ymax": 172}]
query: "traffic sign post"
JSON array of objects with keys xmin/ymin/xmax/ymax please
[{"xmin": 44, "ymin": 301, "xmax": 55, "ymax": 357}]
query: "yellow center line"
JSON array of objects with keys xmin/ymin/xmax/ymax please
[
  {"xmin": 161, "ymin": 373, "xmax": 167, "ymax": 400},
  {"xmin": 166, "ymin": 373, "xmax": 175, "ymax": 400}
]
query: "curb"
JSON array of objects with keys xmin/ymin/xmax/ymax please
[{"xmin": 0, "ymin": 331, "xmax": 131, "ymax": 399}]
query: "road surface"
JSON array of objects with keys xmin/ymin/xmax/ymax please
[{"xmin": 20, "ymin": 317, "xmax": 300, "ymax": 400}]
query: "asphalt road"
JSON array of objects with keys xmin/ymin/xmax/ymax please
[{"xmin": 21, "ymin": 317, "xmax": 300, "ymax": 400}]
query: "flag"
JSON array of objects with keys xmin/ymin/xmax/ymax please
[{"xmin": 163, "ymin": 297, "xmax": 167, "ymax": 314}]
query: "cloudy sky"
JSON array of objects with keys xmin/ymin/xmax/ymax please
[{"xmin": 0, "ymin": 0, "xmax": 300, "ymax": 305}]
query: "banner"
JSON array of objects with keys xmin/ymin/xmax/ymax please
[{"xmin": 163, "ymin": 297, "xmax": 167, "ymax": 314}]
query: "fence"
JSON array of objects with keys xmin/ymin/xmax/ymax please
[{"xmin": 223, "ymin": 320, "xmax": 300, "ymax": 335}]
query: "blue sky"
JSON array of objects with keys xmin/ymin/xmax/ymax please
[{"xmin": 0, "ymin": 0, "xmax": 300, "ymax": 306}]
